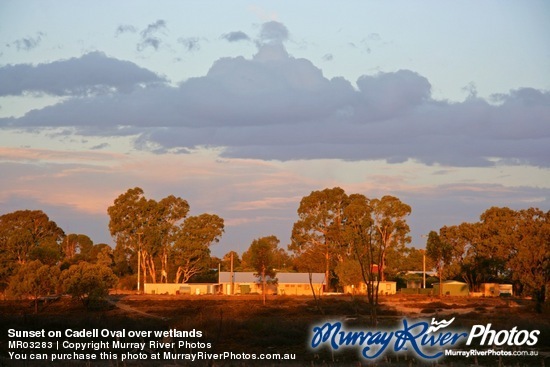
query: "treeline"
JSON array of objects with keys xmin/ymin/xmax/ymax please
[
  {"xmin": 426, "ymin": 207, "xmax": 549, "ymax": 310},
  {"xmin": 0, "ymin": 187, "xmax": 548, "ymax": 312}
]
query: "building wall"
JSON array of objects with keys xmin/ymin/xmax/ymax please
[
  {"xmin": 144, "ymin": 283, "xmax": 217, "ymax": 295},
  {"xmin": 433, "ymin": 282, "xmax": 469, "ymax": 296},
  {"xmin": 278, "ymin": 283, "xmax": 323, "ymax": 296},
  {"xmin": 221, "ymin": 282, "xmax": 273, "ymax": 295},
  {"xmin": 219, "ymin": 282, "xmax": 324, "ymax": 295},
  {"xmin": 344, "ymin": 281, "xmax": 397, "ymax": 295},
  {"xmin": 480, "ymin": 283, "xmax": 513, "ymax": 297}
]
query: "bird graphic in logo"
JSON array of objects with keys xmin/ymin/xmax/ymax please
[{"xmin": 427, "ymin": 317, "xmax": 456, "ymax": 333}]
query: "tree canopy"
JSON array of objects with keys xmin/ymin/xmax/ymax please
[
  {"xmin": 108, "ymin": 187, "xmax": 224, "ymax": 286},
  {"xmin": 243, "ymin": 235, "xmax": 280, "ymax": 304}
]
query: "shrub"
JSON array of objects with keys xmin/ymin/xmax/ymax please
[{"xmin": 61, "ymin": 262, "xmax": 117, "ymax": 307}]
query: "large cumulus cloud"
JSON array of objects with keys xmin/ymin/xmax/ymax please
[{"xmin": 1, "ymin": 22, "xmax": 549, "ymax": 167}]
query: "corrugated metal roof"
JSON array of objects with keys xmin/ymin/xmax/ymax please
[
  {"xmin": 276, "ymin": 272, "xmax": 325, "ymax": 284},
  {"xmin": 218, "ymin": 272, "xmax": 325, "ymax": 284}
]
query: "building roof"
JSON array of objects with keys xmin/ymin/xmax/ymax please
[
  {"xmin": 404, "ymin": 270, "xmax": 438, "ymax": 277},
  {"xmin": 218, "ymin": 272, "xmax": 325, "ymax": 284},
  {"xmin": 276, "ymin": 272, "xmax": 325, "ymax": 284}
]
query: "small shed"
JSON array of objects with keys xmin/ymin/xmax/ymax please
[
  {"xmin": 433, "ymin": 280, "xmax": 469, "ymax": 296},
  {"xmin": 480, "ymin": 283, "xmax": 513, "ymax": 297}
]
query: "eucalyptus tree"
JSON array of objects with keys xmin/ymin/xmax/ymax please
[
  {"xmin": 290, "ymin": 187, "xmax": 349, "ymax": 289},
  {"xmin": 439, "ymin": 222, "xmax": 480, "ymax": 289},
  {"xmin": 172, "ymin": 213, "xmax": 224, "ymax": 283},
  {"xmin": 370, "ymin": 196, "xmax": 412, "ymax": 281},
  {"xmin": 245, "ymin": 235, "xmax": 279, "ymax": 305},
  {"xmin": 108, "ymin": 187, "xmax": 189, "ymax": 286},
  {"xmin": 0, "ymin": 210, "xmax": 64, "ymax": 265},
  {"xmin": 439, "ymin": 207, "xmax": 520, "ymax": 291},
  {"xmin": 426, "ymin": 230, "xmax": 453, "ymax": 297},
  {"xmin": 221, "ymin": 251, "xmax": 242, "ymax": 271},
  {"xmin": 63, "ymin": 234, "xmax": 93, "ymax": 261},
  {"xmin": 7, "ymin": 260, "xmax": 60, "ymax": 313},
  {"xmin": 508, "ymin": 208, "xmax": 549, "ymax": 312},
  {"xmin": 339, "ymin": 193, "xmax": 381, "ymax": 323},
  {"xmin": 0, "ymin": 210, "xmax": 64, "ymax": 289}
]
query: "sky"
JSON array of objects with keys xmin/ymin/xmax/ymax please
[{"xmin": 0, "ymin": 0, "xmax": 549, "ymax": 258}]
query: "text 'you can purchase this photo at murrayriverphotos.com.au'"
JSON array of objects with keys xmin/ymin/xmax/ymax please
[{"xmin": 7, "ymin": 327, "xmax": 297, "ymax": 363}]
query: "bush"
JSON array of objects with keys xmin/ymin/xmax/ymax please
[
  {"xmin": 61, "ymin": 262, "xmax": 117, "ymax": 307},
  {"xmin": 117, "ymin": 274, "xmax": 137, "ymax": 291}
]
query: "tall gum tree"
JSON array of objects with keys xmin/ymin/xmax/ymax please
[
  {"xmin": 426, "ymin": 230, "xmax": 453, "ymax": 297},
  {"xmin": 508, "ymin": 208, "xmax": 549, "ymax": 312},
  {"xmin": 290, "ymin": 187, "xmax": 349, "ymax": 290},
  {"xmin": 340, "ymin": 193, "xmax": 381, "ymax": 324},
  {"xmin": 107, "ymin": 188, "xmax": 190, "ymax": 287},
  {"xmin": 172, "ymin": 213, "xmax": 224, "ymax": 283},
  {"xmin": 245, "ymin": 235, "xmax": 279, "ymax": 305},
  {"xmin": 0, "ymin": 210, "xmax": 64, "ymax": 289},
  {"xmin": 370, "ymin": 196, "xmax": 411, "ymax": 281},
  {"xmin": 0, "ymin": 210, "xmax": 64, "ymax": 265}
]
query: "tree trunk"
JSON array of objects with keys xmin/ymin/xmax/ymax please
[
  {"xmin": 308, "ymin": 271, "xmax": 324, "ymax": 315},
  {"xmin": 439, "ymin": 264, "xmax": 443, "ymax": 298},
  {"xmin": 147, "ymin": 255, "xmax": 156, "ymax": 283},
  {"xmin": 262, "ymin": 265, "xmax": 266, "ymax": 306},
  {"xmin": 325, "ymin": 243, "xmax": 330, "ymax": 292}
]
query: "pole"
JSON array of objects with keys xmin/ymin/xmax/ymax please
[
  {"xmin": 230, "ymin": 252, "xmax": 234, "ymax": 295},
  {"xmin": 423, "ymin": 251, "xmax": 426, "ymax": 289},
  {"xmin": 137, "ymin": 232, "xmax": 142, "ymax": 294}
]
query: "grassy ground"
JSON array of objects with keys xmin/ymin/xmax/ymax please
[{"xmin": 0, "ymin": 293, "xmax": 548, "ymax": 366}]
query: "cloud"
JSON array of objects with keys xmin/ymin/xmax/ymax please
[
  {"xmin": 115, "ymin": 24, "xmax": 137, "ymax": 36},
  {"xmin": 12, "ymin": 32, "xmax": 45, "ymax": 51},
  {"xmin": 258, "ymin": 21, "xmax": 289, "ymax": 45},
  {"xmin": 137, "ymin": 20, "xmax": 167, "ymax": 51},
  {"xmin": 1, "ymin": 22, "xmax": 549, "ymax": 168},
  {"xmin": 221, "ymin": 31, "xmax": 251, "ymax": 43},
  {"xmin": 0, "ymin": 51, "xmax": 165, "ymax": 97},
  {"xmin": 178, "ymin": 37, "xmax": 201, "ymax": 52}
]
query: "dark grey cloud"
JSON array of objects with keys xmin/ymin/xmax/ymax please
[
  {"xmin": 12, "ymin": 32, "xmax": 45, "ymax": 51},
  {"xmin": 2, "ymin": 24, "xmax": 549, "ymax": 168},
  {"xmin": 115, "ymin": 24, "xmax": 137, "ymax": 36},
  {"xmin": 221, "ymin": 31, "xmax": 251, "ymax": 43},
  {"xmin": 137, "ymin": 20, "xmax": 166, "ymax": 51},
  {"xmin": 0, "ymin": 51, "xmax": 165, "ymax": 97},
  {"xmin": 178, "ymin": 37, "xmax": 201, "ymax": 52}
]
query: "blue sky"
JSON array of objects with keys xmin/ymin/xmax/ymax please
[{"xmin": 0, "ymin": 1, "xmax": 549, "ymax": 257}]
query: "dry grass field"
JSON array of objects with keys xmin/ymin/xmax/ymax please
[{"xmin": 0, "ymin": 293, "xmax": 548, "ymax": 366}]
